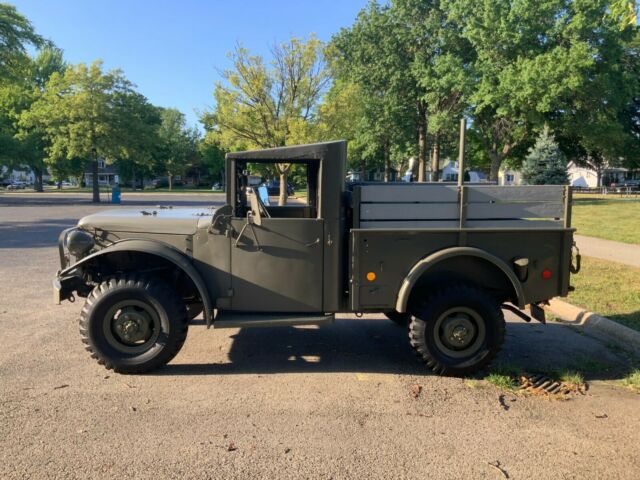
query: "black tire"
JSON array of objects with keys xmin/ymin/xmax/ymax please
[
  {"xmin": 384, "ymin": 310, "xmax": 411, "ymax": 326},
  {"xmin": 408, "ymin": 284, "xmax": 505, "ymax": 376},
  {"xmin": 79, "ymin": 275, "xmax": 188, "ymax": 373}
]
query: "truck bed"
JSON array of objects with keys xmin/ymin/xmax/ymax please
[{"xmin": 349, "ymin": 184, "xmax": 574, "ymax": 311}]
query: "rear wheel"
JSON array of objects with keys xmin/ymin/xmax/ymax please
[
  {"xmin": 79, "ymin": 275, "xmax": 188, "ymax": 373},
  {"xmin": 409, "ymin": 284, "xmax": 505, "ymax": 376}
]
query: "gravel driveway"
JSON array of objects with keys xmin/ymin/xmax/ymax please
[{"xmin": 1, "ymin": 192, "xmax": 638, "ymax": 479}]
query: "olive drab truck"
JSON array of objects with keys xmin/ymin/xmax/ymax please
[{"xmin": 54, "ymin": 141, "xmax": 580, "ymax": 376}]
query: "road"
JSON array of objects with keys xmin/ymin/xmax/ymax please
[{"xmin": 1, "ymin": 192, "xmax": 639, "ymax": 479}]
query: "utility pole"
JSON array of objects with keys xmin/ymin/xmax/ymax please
[{"xmin": 457, "ymin": 118, "xmax": 466, "ymax": 187}]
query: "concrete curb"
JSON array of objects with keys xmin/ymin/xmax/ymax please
[{"xmin": 546, "ymin": 299, "xmax": 640, "ymax": 353}]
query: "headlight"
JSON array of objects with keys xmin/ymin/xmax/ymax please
[{"xmin": 67, "ymin": 229, "xmax": 95, "ymax": 257}]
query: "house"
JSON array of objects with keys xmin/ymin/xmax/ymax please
[
  {"xmin": 84, "ymin": 159, "xmax": 118, "ymax": 186},
  {"xmin": 440, "ymin": 160, "xmax": 489, "ymax": 183},
  {"xmin": 0, "ymin": 166, "xmax": 51, "ymax": 184},
  {"xmin": 499, "ymin": 168, "xmax": 522, "ymax": 185}
]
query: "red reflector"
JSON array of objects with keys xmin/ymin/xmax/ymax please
[{"xmin": 542, "ymin": 269, "xmax": 552, "ymax": 280}]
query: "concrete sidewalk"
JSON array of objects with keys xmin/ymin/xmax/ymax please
[{"xmin": 575, "ymin": 234, "xmax": 640, "ymax": 268}]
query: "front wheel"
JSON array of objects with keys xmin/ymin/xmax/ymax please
[
  {"xmin": 79, "ymin": 275, "xmax": 188, "ymax": 373},
  {"xmin": 409, "ymin": 284, "xmax": 505, "ymax": 376}
]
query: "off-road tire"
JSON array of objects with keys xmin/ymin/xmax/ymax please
[
  {"xmin": 409, "ymin": 284, "xmax": 505, "ymax": 376},
  {"xmin": 384, "ymin": 310, "xmax": 411, "ymax": 326},
  {"xmin": 79, "ymin": 275, "xmax": 188, "ymax": 373}
]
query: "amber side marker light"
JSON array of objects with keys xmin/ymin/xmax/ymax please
[
  {"xmin": 542, "ymin": 269, "xmax": 553, "ymax": 280},
  {"xmin": 366, "ymin": 272, "xmax": 377, "ymax": 282}
]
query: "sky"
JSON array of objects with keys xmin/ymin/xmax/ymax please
[{"xmin": 12, "ymin": 0, "xmax": 367, "ymax": 129}]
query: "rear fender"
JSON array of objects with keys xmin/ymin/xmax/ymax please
[{"xmin": 395, "ymin": 247, "xmax": 526, "ymax": 313}]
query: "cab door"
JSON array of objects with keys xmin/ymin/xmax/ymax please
[{"xmin": 230, "ymin": 217, "xmax": 323, "ymax": 312}]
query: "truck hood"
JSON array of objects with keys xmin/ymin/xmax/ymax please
[{"xmin": 78, "ymin": 207, "xmax": 215, "ymax": 235}]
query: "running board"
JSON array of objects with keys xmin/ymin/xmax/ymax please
[{"xmin": 213, "ymin": 312, "xmax": 335, "ymax": 329}]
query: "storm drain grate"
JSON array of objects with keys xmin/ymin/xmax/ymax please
[{"xmin": 518, "ymin": 373, "xmax": 585, "ymax": 396}]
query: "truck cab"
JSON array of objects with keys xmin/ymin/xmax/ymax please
[{"xmin": 54, "ymin": 140, "xmax": 579, "ymax": 376}]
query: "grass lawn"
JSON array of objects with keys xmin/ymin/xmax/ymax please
[
  {"xmin": 567, "ymin": 256, "xmax": 640, "ymax": 331},
  {"xmin": 572, "ymin": 196, "xmax": 640, "ymax": 244}
]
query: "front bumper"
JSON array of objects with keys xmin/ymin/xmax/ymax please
[
  {"xmin": 54, "ymin": 227, "xmax": 87, "ymax": 304},
  {"xmin": 53, "ymin": 275, "xmax": 79, "ymax": 304}
]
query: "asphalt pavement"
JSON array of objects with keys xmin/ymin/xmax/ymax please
[{"xmin": 1, "ymin": 192, "xmax": 638, "ymax": 479}]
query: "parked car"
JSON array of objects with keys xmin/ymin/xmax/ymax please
[
  {"xmin": 152, "ymin": 177, "xmax": 183, "ymax": 188},
  {"xmin": 611, "ymin": 179, "xmax": 640, "ymax": 192},
  {"xmin": 211, "ymin": 183, "xmax": 223, "ymax": 191},
  {"xmin": 7, "ymin": 181, "xmax": 27, "ymax": 190},
  {"xmin": 261, "ymin": 179, "xmax": 295, "ymax": 196}
]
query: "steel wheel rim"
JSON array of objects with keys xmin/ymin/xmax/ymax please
[
  {"xmin": 103, "ymin": 300, "xmax": 161, "ymax": 354},
  {"xmin": 433, "ymin": 307, "xmax": 486, "ymax": 358}
]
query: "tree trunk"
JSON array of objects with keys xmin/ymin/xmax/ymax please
[
  {"xmin": 168, "ymin": 174, "xmax": 173, "ymax": 191},
  {"xmin": 33, "ymin": 167, "xmax": 43, "ymax": 192},
  {"xmin": 278, "ymin": 172, "xmax": 288, "ymax": 206},
  {"xmin": 360, "ymin": 158, "xmax": 366, "ymax": 181},
  {"xmin": 430, "ymin": 134, "xmax": 440, "ymax": 181},
  {"xmin": 383, "ymin": 141, "xmax": 390, "ymax": 182},
  {"xmin": 417, "ymin": 103, "xmax": 427, "ymax": 182},
  {"xmin": 91, "ymin": 157, "xmax": 100, "ymax": 203},
  {"xmin": 131, "ymin": 169, "xmax": 136, "ymax": 190},
  {"xmin": 489, "ymin": 152, "xmax": 502, "ymax": 183}
]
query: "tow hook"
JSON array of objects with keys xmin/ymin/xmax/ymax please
[{"xmin": 570, "ymin": 242, "xmax": 581, "ymax": 274}]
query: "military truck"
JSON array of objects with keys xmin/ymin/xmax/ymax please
[{"xmin": 54, "ymin": 141, "xmax": 580, "ymax": 376}]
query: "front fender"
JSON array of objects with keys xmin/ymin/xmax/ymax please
[
  {"xmin": 59, "ymin": 238, "xmax": 213, "ymax": 325},
  {"xmin": 395, "ymin": 247, "xmax": 526, "ymax": 313}
]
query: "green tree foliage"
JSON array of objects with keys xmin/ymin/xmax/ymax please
[
  {"xmin": 0, "ymin": 2, "xmax": 44, "ymax": 81},
  {"xmin": 204, "ymin": 36, "xmax": 329, "ymax": 204},
  {"xmin": 521, "ymin": 127, "xmax": 568, "ymax": 185},
  {"xmin": 330, "ymin": 2, "xmax": 417, "ymax": 181},
  {"xmin": 155, "ymin": 108, "xmax": 199, "ymax": 190},
  {"xmin": 199, "ymin": 133, "xmax": 226, "ymax": 185},
  {"xmin": 1, "ymin": 47, "xmax": 65, "ymax": 191},
  {"xmin": 21, "ymin": 60, "xmax": 155, "ymax": 202},
  {"xmin": 446, "ymin": 0, "xmax": 640, "ymax": 181}
]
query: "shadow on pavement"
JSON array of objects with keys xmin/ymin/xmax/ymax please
[
  {"xmin": 0, "ymin": 219, "xmax": 79, "ymax": 249},
  {"xmin": 156, "ymin": 318, "xmax": 636, "ymax": 380}
]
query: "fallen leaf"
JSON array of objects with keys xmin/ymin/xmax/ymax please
[
  {"xmin": 411, "ymin": 384, "xmax": 422, "ymax": 398},
  {"xmin": 53, "ymin": 384, "xmax": 69, "ymax": 390},
  {"xmin": 227, "ymin": 443, "xmax": 237, "ymax": 452}
]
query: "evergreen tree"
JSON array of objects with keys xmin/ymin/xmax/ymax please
[{"xmin": 521, "ymin": 128, "xmax": 568, "ymax": 185}]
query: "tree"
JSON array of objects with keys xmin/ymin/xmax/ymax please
[
  {"xmin": 0, "ymin": 3, "xmax": 44, "ymax": 81},
  {"xmin": 22, "ymin": 60, "xmax": 150, "ymax": 202},
  {"xmin": 199, "ymin": 133, "xmax": 226, "ymax": 185},
  {"xmin": 155, "ymin": 108, "xmax": 198, "ymax": 190},
  {"xmin": 204, "ymin": 36, "xmax": 329, "ymax": 204},
  {"xmin": 330, "ymin": 2, "xmax": 417, "ymax": 182},
  {"xmin": 521, "ymin": 127, "xmax": 568, "ymax": 185},
  {"xmin": 447, "ymin": 0, "xmax": 619, "ymax": 181},
  {"xmin": 391, "ymin": 0, "xmax": 472, "ymax": 181}
]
